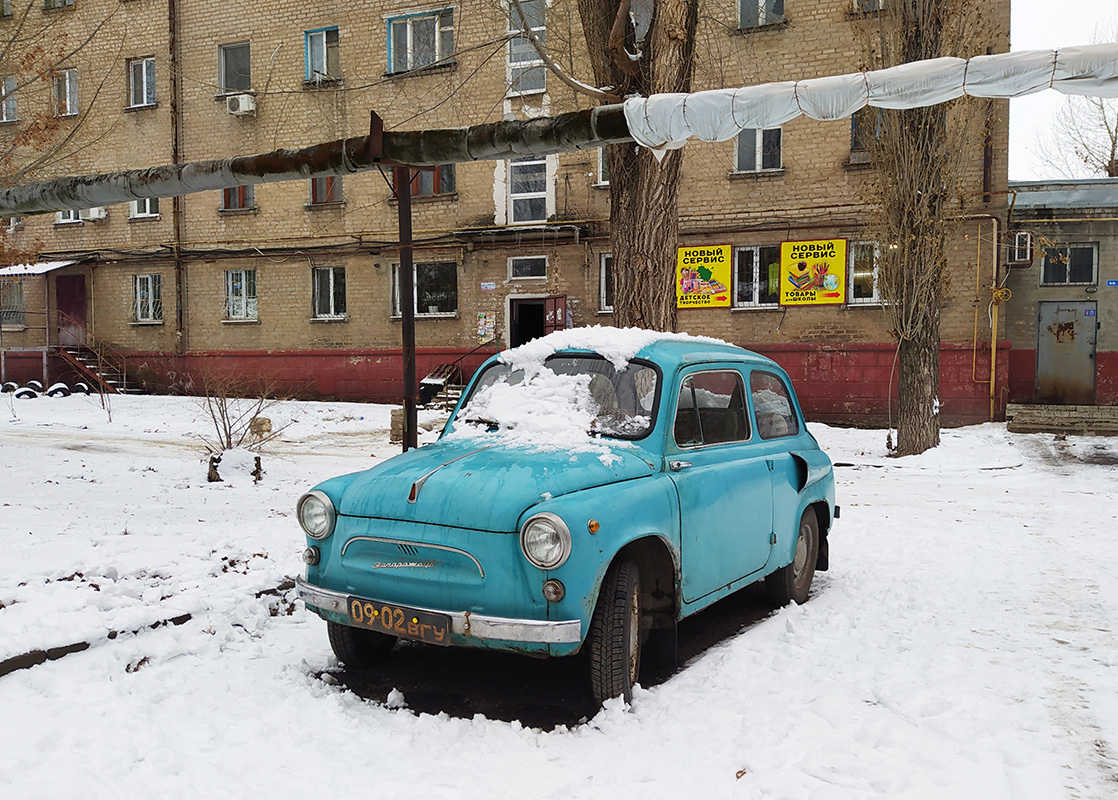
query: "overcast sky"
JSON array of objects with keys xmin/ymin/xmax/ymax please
[{"xmin": 1010, "ymin": 0, "xmax": 1118, "ymax": 180}]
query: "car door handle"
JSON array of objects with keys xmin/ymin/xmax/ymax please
[{"xmin": 669, "ymin": 460, "xmax": 692, "ymax": 471}]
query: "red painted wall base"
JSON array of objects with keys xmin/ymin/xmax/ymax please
[{"xmin": 1007, "ymin": 349, "xmax": 1118, "ymax": 406}]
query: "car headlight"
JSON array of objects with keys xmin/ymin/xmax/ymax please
[
  {"xmin": 520, "ymin": 513, "xmax": 571, "ymax": 569},
  {"xmin": 297, "ymin": 490, "xmax": 336, "ymax": 540}
]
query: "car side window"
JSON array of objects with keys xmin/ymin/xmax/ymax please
[
  {"xmin": 750, "ymin": 370, "xmax": 800, "ymax": 439},
  {"xmin": 674, "ymin": 370, "xmax": 750, "ymax": 448}
]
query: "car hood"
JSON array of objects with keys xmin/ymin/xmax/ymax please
[{"xmin": 336, "ymin": 438, "xmax": 657, "ymax": 532}]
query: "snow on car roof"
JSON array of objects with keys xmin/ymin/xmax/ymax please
[{"xmin": 498, "ymin": 326, "xmax": 742, "ymax": 371}]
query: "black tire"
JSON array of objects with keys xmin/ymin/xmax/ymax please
[
  {"xmin": 766, "ymin": 508, "xmax": 820, "ymax": 607},
  {"xmin": 326, "ymin": 620, "xmax": 396, "ymax": 667},
  {"xmin": 588, "ymin": 558, "xmax": 641, "ymax": 705}
]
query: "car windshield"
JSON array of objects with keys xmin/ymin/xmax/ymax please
[{"xmin": 456, "ymin": 354, "xmax": 660, "ymax": 440}]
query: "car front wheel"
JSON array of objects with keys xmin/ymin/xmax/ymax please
[
  {"xmin": 588, "ymin": 558, "xmax": 641, "ymax": 705},
  {"xmin": 327, "ymin": 620, "xmax": 396, "ymax": 666},
  {"xmin": 765, "ymin": 508, "xmax": 819, "ymax": 607}
]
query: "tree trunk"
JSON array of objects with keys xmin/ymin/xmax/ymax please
[
  {"xmin": 895, "ymin": 315, "xmax": 942, "ymax": 455},
  {"xmin": 578, "ymin": 0, "xmax": 698, "ymax": 332}
]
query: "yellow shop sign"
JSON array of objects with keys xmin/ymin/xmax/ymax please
[
  {"xmin": 677, "ymin": 245, "xmax": 731, "ymax": 308},
  {"xmin": 779, "ymin": 239, "xmax": 847, "ymax": 306}
]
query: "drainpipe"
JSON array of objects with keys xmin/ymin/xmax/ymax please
[
  {"xmin": 967, "ymin": 214, "xmax": 1002, "ymax": 420},
  {"xmin": 168, "ymin": 0, "xmax": 185, "ymax": 356}
]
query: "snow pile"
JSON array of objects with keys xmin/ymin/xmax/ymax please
[
  {"xmin": 3, "ymin": 395, "xmax": 1118, "ymax": 799},
  {"xmin": 498, "ymin": 325, "xmax": 730, "ymax": 371}
]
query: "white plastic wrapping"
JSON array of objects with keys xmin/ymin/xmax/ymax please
[{"xmin": 623, "ymin": 43, "xmax": 1118, "ymax": 152}]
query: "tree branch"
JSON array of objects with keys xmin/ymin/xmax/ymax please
[{"xmin": 608, "ymin": 0, "xmax": 641, "ymax": 79}]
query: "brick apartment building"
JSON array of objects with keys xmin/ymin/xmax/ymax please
[{"xmin": 1, "ymin": 0, "xmax": 1013, "ymax": 425}]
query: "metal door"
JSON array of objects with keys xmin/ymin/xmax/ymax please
[
  {"xmin": 55, "ymin": 274, "xmax": 87, "ymax": 347},
  {"xmin": 543, "ymin": 295, "xmax": 567, "ymax": 335},
  {"xmin": 1036, "ymin": 301, "xmax": 1097, "ymax": 404}
]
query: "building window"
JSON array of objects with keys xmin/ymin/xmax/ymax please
[
  {"xmin": 853, "ymin": 0, "xmax": 885, "ymax": 12},
  {"xmin": 392, "ymin": 261, "xmax": 458, "ymax": 316},
  {"xmin": 127, "ymin": 57, "xmax": 156, "ymax": 107},
  {"xmin": 849, "ymin": 242, "xmax": 880, "ymax": 304},
  {"xmin": 225, "ymin": 269, "xmax": 258, "ymax": 320},
  {"xmin": 309, "ymin": 176, "xmax": 342, "ymax": 205},
  {"xmin": 740, "ymin": 0, "xmax": 784, "ymax": 28},
  {"xmin": 599, "ymin": 253, "xmax": 614, "ymax": 312},
  {"xmin": 509, "ymin": 255, "xmax": 547, "ymax": 280},
  {"xmin": 736, "ymin": 127, "xmax": 782, "ymax": 172},
  {"xmin": 42, "ymin": 0, "xmax": 74, "ymax": 9},
  {"xmin": 597, "ymin": 148, "xmax": 610, "ymax": 185},
  {"xmin": 130, "ymin": 197, "xmax": 159, "ymax": 218},
  {"xmin": 132, "ymin": 274, "xmax": 162, "ymax": 323},
  {"xmin": 509, "ymin": 156, "xmax": 547, "ymax": 223},
  {"xmin": 507, "ymin": 0, "xmax": 545, "ymax": 95},
  {"xmin": 1, "ymin": 279, "xmax": 24, "ymax": 326},
  {"xmin": 850, "ymin": 107, "xmax": 883, "ymax": 152},
  {"xmin": 305, "ymin": 28, "xmax": 340, "ymax": 82},
  {"xmin": 389, "ymin": 10, "xmax": 454, "ymax": 73},
  {"xmin": 221, "ymin": 185, "xmax": 254, "ymax": 210},
  {"xmin": 1041, "ymin": 243, "xmax": 1098, "ymax": 285},
  {"xmin": 55, "ymin": 209, "xmax": 82, "ymax": 224},
  {"xmin": 1, "ymin": 76, "xmax": 16, "ymax": 122},
  {"xmin": 53, "ymin": 69, "xmax": 78, "ymax": 117},
  {"xmin": 393, "ymin": 165, "xmax": 455, "ymax": 196},
  {"xmin": 734, "ymin": 245, "xmax": 781, "ymax": 307},
  {"xmin": 312, "ymin": 266, "xmax": 346, "ymax": 318},
  {"xmin": 219, "ymin": 42, "xmax": 251, "ymax": 94},
  {"xmin": 5, "ymin": 216, "xmax": 22, "ymax": 233}
]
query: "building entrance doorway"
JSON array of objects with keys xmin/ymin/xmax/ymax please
[
  {"xmin": 55, "ymin": 274, "xmax": 87, "ymax": 347},
  {"xmin": 509, "ymin": 295, "xmax": 566, "ymax": 347},
  {"xmin": 1036, "ymin": 300, "xmax": 1097, "ymax": 404}
]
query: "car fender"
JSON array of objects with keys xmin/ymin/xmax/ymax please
[{"xmin": 515, "ymin": 472, "xmax": 680, "ymax": 644}]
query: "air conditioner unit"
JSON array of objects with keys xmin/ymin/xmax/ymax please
[
  {"xmin": 79, "ymin": 206, "xmax": 107, "ymax": 221},
  {"xmin": 226, "ymin": 93, "xmax": 256, "ymax": 116},
  {"xmin": 1006, "ymin": 231, "xmax": 1033, "ymax": 265}
]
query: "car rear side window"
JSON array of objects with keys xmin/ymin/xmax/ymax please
[
  {"xmin": 750, "ymin": 371, "xmax": 799, "ymax": 439},
  {"xmin": 674, "ymin": 370, "xmax": 750, "ymax": 447}
]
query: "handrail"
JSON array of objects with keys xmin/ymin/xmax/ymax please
[
  {"xmin": 56, "ymin": 311, "xmax": 131, "ymax": 394},
  {"xmin": 446, "ymin": 337, "xmax": 501, "ymax": 384}
]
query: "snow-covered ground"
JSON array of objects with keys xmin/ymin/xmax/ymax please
[{"xmin": 1, "ymin": 391, "xmax": 1116, "ymax": 799}]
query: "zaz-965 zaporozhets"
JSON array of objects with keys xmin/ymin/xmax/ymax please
[{"xmin": 295, "ymin": 327, "xmax": 837, "ymax": 704}]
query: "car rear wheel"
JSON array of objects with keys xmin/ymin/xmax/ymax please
[
  {"xmin": 589, "ymin": 558, "xmax": 641, "ymax": 705},
  {"xmin": 765, "ymin": 508, "xmax": 819, "ymax": 607},
  {"xmin": 327, "ymin": 620, "xmax": 396, "ymax": 666}
]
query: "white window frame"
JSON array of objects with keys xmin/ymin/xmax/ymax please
[
  {"xmin": 218, "ymin": 42, "xmax": 251, "ymax": 94},
  {"xmin": 740, "ymin": 0, "xmax": 784, "ymax": 28},
  {"xmin": 304, "ymin": 27, "xmax": 340, "ymax": 82},
  {"xmin": 54, "ymin": 69, "xmax": 78, "ymax": 117},
  {"xmin": 848, "ymin": 241, "xmax": 881, "ymax": 305},
  {"xmin": 55, "ymin": 209, "xmax": 82, "ymax": 224},
  {"xmin": 509, "ymin": 255, "xmax": 547, "ymax": 281},
  {"xmin": 736, "ymin": 127, "xmax": 782, "ymax": 173},
  {"xmin": 1, "ymin": 76, "xmax": 16, "ymax": 122},
  {"xmin": 596, "ymin": 147, "xmax": 610, "ymax": 186},
  {"xmin": 506, "ymin": 0, "xmax": 545, "ymax": 97},
  {"xmin": 508, "ymin": 156, "xmax": 548, "ymax": 224},
  {"xmin": 312, "ymin": 266, "xmax": 346, "ymax": 319},
  {"xmin": 733, "ymin": 245, "xmax": 782, "ymax": 308},
  {"xmin": 128, "ymin": 57, "xmax": 156, "ymax": 108},
  {"xmin": 391, "ymin": 261, "xmax": 458, "ymax": 317},
  {"xmin": 132, "ymin": 273, "xmax": 162, "ymax": 323},
  {"xmin": 599, "ymin": 253, "xmax": 613, "ymax": 312},
  {"xmin": 225, "ymin": 269, "xmax": 258, "ymax": 320},
  {"xmin": 1040, "ymin": 243, "xmax": 1099, "ymax": 286},
  {"xmin": 854, "ymin": 0, "xmax": 885, "ymax": 12},
  {"xmin": 130, "ymin": 197, "xmax": 159, "ymax": 218},
  {"xmin": 388, "ymin": 10, "xmax": 454, "ymax": 74}
]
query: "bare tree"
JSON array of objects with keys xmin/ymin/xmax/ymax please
[
  {"xmin": 1033, "ymin": 18, "xmax": 1118, "ymax": 178},
  {"xmin": 863, "ymin": 0, "xmax": 994, "ymax": 455},
  {"xmin": 0, "ymin": 1, "xmax": 121, "ymax": 261}
]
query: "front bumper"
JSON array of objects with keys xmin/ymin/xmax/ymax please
[{"xmin": 295, "ymin": 577, "xmax": 582, "ymax": 645}]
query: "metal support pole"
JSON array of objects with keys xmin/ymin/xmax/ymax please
[{"xmin": 394, "ymin": 165, "xmax": 418, "ymax": 452}]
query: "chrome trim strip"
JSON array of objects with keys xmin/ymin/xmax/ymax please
[
  {"xmin": 295, "ymin": 577, "xmax": 581, "ymax": 645},
  {"xmin": 409, "ymin": 444, "xmax": 497, "ymax": 503},
  {"xmin": 340, "ymin": 536, "xmax": 485, "ymax": 578}
]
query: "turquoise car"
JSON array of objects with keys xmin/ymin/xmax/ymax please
[{"xmin": 295, "ymin": 328, "xmax": 837, "ymax": 704}]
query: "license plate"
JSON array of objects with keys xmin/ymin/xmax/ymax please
[{"xmin": 346, "ymin": 597, "xmax": 451, "ymax": 646}]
